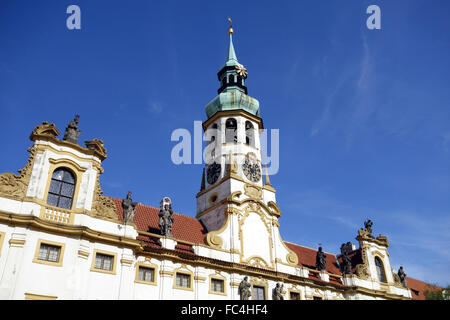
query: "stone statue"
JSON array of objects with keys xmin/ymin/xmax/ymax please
[
  {"xmin": 316, "ymin": 247, "xmax": 327, "ymax": 271},
  {"xmin": 238, "ymin": 276, "xmax": 251, "ymax": 300},
  {"xmin": 122, "ymin": 191, "xmax": 137, "ymax": 223},
  {"xmin": 364, "ymin": 219, "xmax": 373, "ymax": 235},
  {"xmin": 63, "ymin": 115, "xmax": 81, "ymax": 144},
  {"xmin": 272, "ymin": 283, "xmax": 284, "ymax": 300},
  {"xmin": 158, "ymin": 197, "xmax": 174, "ymax": 237},
  {"xmin": 340, "ymin": 243, "xmax": 352, "ymax": 275},
  {"xmin": 398, "ymin": 266, "xmax": 407, "ymax": 288}
]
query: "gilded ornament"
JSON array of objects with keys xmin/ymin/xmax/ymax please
[
  {"xmin": 0, "ymin": 147, "xmax": 37, "ymax": 201},
  {"xmin": 235, "ymin": 65, "xmax": 248, "ymax": 78},
  {"xmin": 90, "ymin": 175, "xmax": 118, "ymax": 221}
]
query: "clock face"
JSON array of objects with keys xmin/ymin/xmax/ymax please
[
  {"xmin": 242, "ymin": 157, "xmax": 261, "ymax": 182},
  {"xmin": 207, "ymin": 162, "xmax": 221, "ymax": 185}
]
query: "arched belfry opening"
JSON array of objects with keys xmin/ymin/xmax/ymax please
[
  {"xmin": 245, "ymin": 121, "xmax": 254, "ymax": 147},
  {"xmin": 225, "ymin": 118, "xmax": 237, "ymax": 143}
]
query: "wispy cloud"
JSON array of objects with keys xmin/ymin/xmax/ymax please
[
  {"xmin": 148, "ymin": 101, "xmax": 163, "ymax": 115},
  {"xmin": 310, "ymin": 34, "xmax": 377, "ymax": 149},
  {"xmin": 284, "ymin": 189, "xmax": 450, "ymax": 286}
]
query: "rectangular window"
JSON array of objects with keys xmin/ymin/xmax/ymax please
[
  {"xmin": 211, "ymin": 278, "xmax": 225, "ymax": 293},
  {"xmin": 138, "ymin": 266, "xmax": 155, "ymax": 283},
  {"xmin": 94, "ymin": 253, "xmax": 114, "ymax": 271},
  {"xmin": 176, "ymin": 273, "xmax": 191, "ymax": 288},
  {"xmin": 290, "ymin": 292, "xmax": 300, "ymax": 300},
  {"xmin": 313, "ymin": 296, "xmax": 323, "ymax": 300},
  {"xmin": 37, "ymin": 243, "xmax": 61, "ymax": 263},
  {"xmin": 253, "ymin": 286, "xmax": 265, "ymax": 300}
]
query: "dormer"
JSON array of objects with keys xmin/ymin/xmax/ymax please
[{"xmin": 0, "ymin": 117, "xmax": 118, "ymax": 225}]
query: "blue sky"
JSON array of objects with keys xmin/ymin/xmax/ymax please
[{"xmin": 1, "ymin": 0, "xmax": 449, "ymax": 286}]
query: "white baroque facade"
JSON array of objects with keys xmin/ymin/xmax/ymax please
[{"xmin": 0, "ymin": 27, "xmax": 416, "ymax": 301}]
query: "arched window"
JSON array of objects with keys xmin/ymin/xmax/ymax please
[
  {"xmin": 245, "ymin": 121, "xmax": 254, "ymax": 147},
  {"xmin": 47, "ymin": 168, "xmax": 76, "ymax": 210},
  {"xmin": 225, "ymin": 118, "xmax": 237, "ymax": 143},
  {"xmin": 207, "ymin": 123, "xmax": 218, "ymax": 146},
  {"xmin": 374, "ymin": 257, "xmax": 387, "ymax": 283},
  {"xmin": 228, "ymin": 74, "xmax": 235, "ymax": 84}
]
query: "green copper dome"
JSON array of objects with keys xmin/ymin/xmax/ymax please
[
  {"xmin": 205, "ymin": 90, "xmax": 260, "ymax": 118},
  {"xmin": 205, "ymin": 28, "xmax": 260, "ymax": 119}
]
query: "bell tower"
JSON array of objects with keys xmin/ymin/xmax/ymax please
[
  {"xmin": 195, "ymin": 23, "xmax": 298, "ymax": 270},
  {"xmin": 196, "ymin": 21, "xmax": 271, "ymax": 229}
]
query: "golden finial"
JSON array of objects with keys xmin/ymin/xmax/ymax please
[{"xmin": 228, "ymin": 17, "xmax": 234, "ymax": 35}]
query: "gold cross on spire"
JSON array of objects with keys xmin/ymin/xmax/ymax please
[{"xmin": 228, "ymin": 17, "xmax": 234, "ymax": 35}]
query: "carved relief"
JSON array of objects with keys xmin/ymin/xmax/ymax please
[
  {"xmin": 90, "ymin": 175, "xmax": 118, "ymax": 221},
  {"xmin": 392, "ymin": 272, "xmax": 401, "ymax": 285},
  {"xmin": 247, "ymin": 256, "xmax": 270, "ymax": 268},
  {"xmin": 355, "ymin": 264, "xmax": 370, "ymax": 280},
  {"xmin": 244, "ymin": 184, "xmax": 262, "ymax": 200},
  {"xmin": 355, "ymin": 244, "xmax": 370, "ymax": 280},
  {"xmin": 0, "ymin": 147, "xmax": 37, "ymax": 201}
]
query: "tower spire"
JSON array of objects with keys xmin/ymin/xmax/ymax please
[{"xmin": 226, "ymin": 18, "xmax": 239, "ymax": 66}]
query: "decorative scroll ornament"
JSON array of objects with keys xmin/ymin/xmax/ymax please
[
  {"xmin": 91, "ymin": 176, "xmax": 118, "ymax": 220},
  {"xmin": 235, "ymin": 65, "xmax": 248, "ymax": 78},
  {"xmin": 85, "ymin": 139, "xmax": 107, "ymax": 160},
  {"xmin": 0, "ymin": 147, "xmax": 37, "ymax": 201},
  {"xmin": 206, "ymin": 233, "xmax": 223, "ymax": 248},
  {"xmin": 29, "ymin": 121, "xmax": 60, "ymax": 140}
]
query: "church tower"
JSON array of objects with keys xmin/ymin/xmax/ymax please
[{"xmin": 196, "ymin": 21, "xmax": 298, "ymax": 271}]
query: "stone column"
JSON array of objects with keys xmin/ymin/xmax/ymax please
[
  {"xmin": 0, "ymin": 231, "xmax": 27, "ymax": 299},
  {"xmin": 118, "ymin": 250, "xmax": 135, "ymax": 300}
]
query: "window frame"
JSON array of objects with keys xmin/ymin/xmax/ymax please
[
  {"xmin": 46, "ymin": 167, "xmax": 77, "ymax": 210},
  {"xmin": 225, "ymin": 118, "xmax": 238, "ymax": 143},
  {"xmin": 374, "ymin": 256, "xmax": 387, "ymax": 283},
  {"xmin": 134, "ymin": 262, "xmax": 158, "ymax": 286},
  {"xmin": 90, "ymin": 249, "xmax": 117, "ymax": 275},
  {"xmin": 32, "ymin": 239, "xmax": 65, "ymax": 267},
  {"xmin": 173, "ymin": 270, "xmax": 194, "ymax": 291},
  {"xmin": 209, "ymin": 275, "xmax": 227, "ymax": 296},
  {"xmin": 252, "ymin": 285, "xmax": 266, "ymax": 300},
  {"xmin": 289, "ymin": 290, "xmax": 302, "ymax": 300}
]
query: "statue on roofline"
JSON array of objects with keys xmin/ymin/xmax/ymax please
[
  {"xmin": 158, "ymin": 197, "xmax": 174, "ymax": 237},
  {"xmin": 340, "ymin": 243, "xmax": 352, "ymax": 275},
  {"xmin": 122, "ymin": 191, "xmax": 137, "ymax": 223},
  {"xmin": 63, "ymin": 115, "xmax": 81, "ymax": 144},
  {"xmin": 316, "ymin": 246, "xmax": 327, "ymax": 271},
  {"xmin": 398, "ymin": 266, "xmax": 407, "ymax": 288}
]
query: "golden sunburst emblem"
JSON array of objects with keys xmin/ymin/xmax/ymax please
[{"xmin": 235, "ymin": 65, "xmax": 248, "ymax": 78}]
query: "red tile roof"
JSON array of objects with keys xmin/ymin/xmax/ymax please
[
  {"xmin": 109, "ymin": 197, "xmax": 439, "ymax": 295},
  {"xmin": 336, "ymin": 249, "xmax": 363, "ymax": 273},
  {"xmin": 110, "ymin": 197, "xmax": 207, "ymax": 245},
  {"xmin": 406, "ymin": 277, "xmax": 444, "ymax": 300},
  {"xmin": 285, "ymin": 242, "xmax": 341, "ymax": 275}
]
